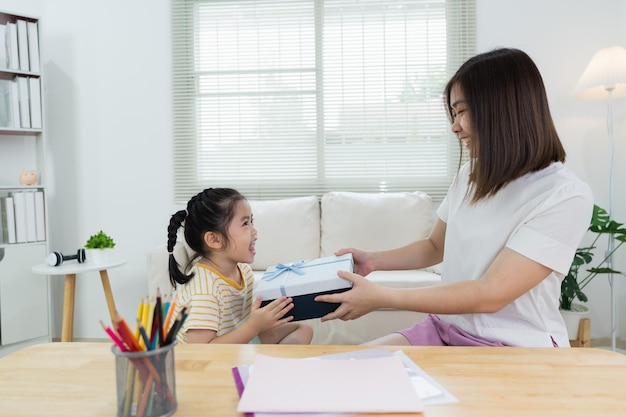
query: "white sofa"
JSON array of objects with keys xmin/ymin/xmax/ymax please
[{"xmin": 146, "ymin": 191, "xmax": 442, "ymax": 344}]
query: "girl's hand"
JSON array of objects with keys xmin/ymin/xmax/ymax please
[
  {"xmin": 314, "ymin": 270, "xmax": 382, "ymax": 321},
  {"xmin": 335, "ymin": 248, "xmax": 375, "ymax": 276},
  {"xmin": 247, "ymin": 295, "xmax": 295, "ymax": 333}
]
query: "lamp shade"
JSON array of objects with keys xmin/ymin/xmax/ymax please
[{"xmin": 573, "ymin": 46, "xmax": 626, "ymax": 100}]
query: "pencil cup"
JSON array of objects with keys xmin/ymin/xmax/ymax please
[{"xmin": 112, "ymin": 341, "xmax": 178, "ymax": 417}]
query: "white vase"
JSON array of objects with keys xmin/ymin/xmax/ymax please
[
  {"xmin": 560, "ymin": 303, "xmax": 590, "ymax": 340},
  {"xmin": 86, "ymin": 248, "xmax": 114, "ymax": 265}
]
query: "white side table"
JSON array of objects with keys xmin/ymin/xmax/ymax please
[{"xmin": 32, "ymin": 258, "xmax": 126, "ymax": 342}]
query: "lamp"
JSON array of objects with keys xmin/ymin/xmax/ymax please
[{"xmin": 574, "ymin": 46, "xmax": 626, "ymax": 351}]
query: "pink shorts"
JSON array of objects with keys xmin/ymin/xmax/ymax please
[{"xmin": 398, "ymin": 314, "xmax": 508, "ymax": 347}]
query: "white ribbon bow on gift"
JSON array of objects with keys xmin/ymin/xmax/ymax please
[
  {"xmin": 262, "ymin": 261, "xmax": 306, "ymax": 281},
  {"xmin": 261, "ymin": 261, "xmax": 306, "ymax": 296}
]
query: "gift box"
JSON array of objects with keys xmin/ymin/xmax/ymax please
[{"xmin": 255, "ymin": 253, "xmax": 354, "ymax": 321}]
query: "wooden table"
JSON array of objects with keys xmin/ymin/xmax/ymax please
[
  {"xmin": 32, "ymin": 258, "xmax": 126, "ymax": 342},
  {"xmin": 1, "ymin": 342, "xmax": 625, "ymax": 416}
]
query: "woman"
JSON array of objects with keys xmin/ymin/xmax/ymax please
[{"xmin": 315, "ymin": 48, "xmax": 593, "ymax": 348}]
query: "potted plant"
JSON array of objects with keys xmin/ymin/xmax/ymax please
[
  {"xmin": 560, "ymin": 205, "xmax": 626, "ymax": 337},
  {"xmin": 84, "ymin": 230, "xmax": 116, "ymax": 264}
]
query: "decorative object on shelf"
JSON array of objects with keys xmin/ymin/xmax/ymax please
[
  {"xmin": 18, "ymin": 169, "xmax": 37, "ymax": 185},
  {"xmin": 45, "ymin": 248, "xmax": 87, "ymax": 267},
  {"xmin": 85, "ymin": 230, "xmax": 116, "ymax": 264},
  {"xmin": 573, "ymin": 45, "xmax": 626, "ymax": 351},
  {"xmin": 559, "ymin": 205, "xmax": 626, "ymax": 339}
]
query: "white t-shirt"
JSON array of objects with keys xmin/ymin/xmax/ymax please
[
  {"xmin": 174, "ymin": 262, "xmax": 255, "ymax": 343},
  {"xmin": 437, "ymin": 161, "xmax": 593, "ymax": 347}
]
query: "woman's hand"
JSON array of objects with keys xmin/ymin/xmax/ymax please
[
  {"xmin": 247, "ymin": 295, "xmax": 295, "ymax": 333},
  {"xmin": 314, "ymin": 270, "xmax": 385, "ymax": 321},
  {"xmin": 335, "ymin": 248, "xmax": 375, "ymax": 276}
]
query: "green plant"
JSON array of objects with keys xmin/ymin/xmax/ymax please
[
  {"xmin": 560, "ymin": 205, "xmax": 626, "ymax": 311},
  {"xmin": 84, "ymin": 230, "xmax": 116, "ymax": 249}
]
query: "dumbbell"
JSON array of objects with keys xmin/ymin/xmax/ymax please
[{"xmin": 46, "ymin": 248, "xmax": 87, "ymax": 266}]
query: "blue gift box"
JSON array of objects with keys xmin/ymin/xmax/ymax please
[{"xmin": 255, "ymin": 253, "xmax": 354, "ymax": 321}]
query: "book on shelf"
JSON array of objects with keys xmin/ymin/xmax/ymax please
[
  {"xmin": 34, "ymin": 190, "xmax": 46, "ymax": 241},
  {"xmin": 6, "ymin": 21, "xmax": 19, "ymax": 70},
  {"xmin": 10, "ymin": 77, "xmax": 20, "ymax": 128},
  {"xmin": 0, "ymin": 78, "xmax": 13, "ymax": 127},
  {"xmin": 10, "ymin": 191, "xmax": 27, "ymax": 243},
  {"xmin": 17, "ymin": 76, "xmax": 30, "ymax": 128},
  {"xmin": 0, "ymin": 23, "xmax": 6, "ymax": 69},
  {"xmin": 29, "ymin": 77, "xmax": 42, "ymax": 129},
  {"xmin": 16, "ymin": 19, "xmax": 29, "ymax": 72},
  {"xmin": 0, "ymin": 196, "xmax": 3, "ymax": 243},
  {"xmin": 24, "ymin": 190, "xmax": 37, "ymax": 242},
  {"xmin": 1, "ymin": 196, "xmax": 17, "ymax": 244},
  {"xmin": 27, "ymin": 21, "xmax": 40, "ymax": 73}
]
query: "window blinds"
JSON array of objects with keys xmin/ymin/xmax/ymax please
[{"xmin": 171, "ymin": 0, "xmax": 475, "ymax": 202}]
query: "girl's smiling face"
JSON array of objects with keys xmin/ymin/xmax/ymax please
[
  {"xmin": 225, "ymin": 199, "xmax": 257, "ymax": 264},
  {"xmin": 449, "ymin": 84, "xmax": 474, "ymax": 158}
]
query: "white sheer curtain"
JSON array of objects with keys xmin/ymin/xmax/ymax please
[{"xmin": 171, "ymin": 0, "xmax": 476, "ymax": 202}]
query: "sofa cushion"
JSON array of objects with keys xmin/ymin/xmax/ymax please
[
  {"xmin": 320, "ymin": 191, "xmax": 435, "ymax": 257},
  {"xmin": 249, "ymin": 196, "xmax": 320, "ymax": 270}
]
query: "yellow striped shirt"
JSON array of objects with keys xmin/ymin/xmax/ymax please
[{"xmin": 173, "ymin": 262, "xmax": 255, "ymax": 343}]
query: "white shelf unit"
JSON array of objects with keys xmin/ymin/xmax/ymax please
[{"xmin": 0, "ymin": 10, "xmax": 50, "ymax": 353}]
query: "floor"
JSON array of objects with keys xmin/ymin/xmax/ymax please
[{"xmin": 591, "ymin": 337, "xmax": 626, "ymax": 355}]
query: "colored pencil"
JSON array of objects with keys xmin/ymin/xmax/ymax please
[
  {"xmin": 162, "ymin": 293, "xmax": 170, "ymax": 318},
  {"xmin": 100, "ymin": 320, "xmax": 127, "ymax": 352},
  {"xmin": 134, "ymin": 298, "xmax": 144, "ymax": 341},
  {"xmin": 114, "ymin": 312, "xmax": 142, "ymax": 352},
  {"xmin": 151, "ymin": 288, "xmax": 163, "ymax": 348},
  {"xmin": 123, "ymin": 365, "xmax": 136, "ymax": 417},
  {"xmin": 145, "ymin": 380, "xmax": 156, "ymax": 417},
  {"xmin": 140, "ymin": 296, "xmax": 150, "ymax": 349},
  {"xmin": 163, "ymin": 298, "xmax": 177, "ymax": 335},
  {"xmin": 136, "ymin": 319, "xmax": 151, "ymax": 351},
  {"xmin": 164, "ymin": 307, "xmax": 188, "ymax": 345},
  {"xmin": 145, "ymin": 297, "xmax": 156, "ymax": 342},
  {"xmin": 136, "ymin": 374, "xmax": 154, "ymax": 417}
]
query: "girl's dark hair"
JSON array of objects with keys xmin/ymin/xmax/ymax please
[
  {"xmin": 443, "ymin": 48, "xmax": 566, "ymax": 203},
  {"xmin": 167, "ymin": 188, "xmax": 246, "ymax": 288}
]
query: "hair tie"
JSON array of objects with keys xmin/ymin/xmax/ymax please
[
  {"xmin": 184, "ymin": 208, "xmax": 188, "ymax": 217},
  {"xmin": 168, "ymin": 251, "xmax": 174, "ymax": 255}
]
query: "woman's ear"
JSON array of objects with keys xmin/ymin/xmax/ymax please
[{"xmin": 204, "ymin": 231, "xmax": 223, "ymax": 249}]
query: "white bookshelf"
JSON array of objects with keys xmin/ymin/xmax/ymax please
[{"xmin": 0, "ymin": 10, "xmax": 50, "ymax": 352}]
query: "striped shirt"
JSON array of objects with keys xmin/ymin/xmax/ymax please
[{"xmin": 173, "ymin": 262, "xmax": 255, "ymax": 343}]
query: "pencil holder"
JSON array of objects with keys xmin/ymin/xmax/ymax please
[{"xmin": 112, "ymin": 341, "xmax": 178, "ymax": 417}]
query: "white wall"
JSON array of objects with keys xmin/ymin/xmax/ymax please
[
  {"xmin": 5, "ymin": 0, "xmax": 626, "ymax": 341},
  {"xmin": 476, "ymin": 0, "xmax": 626, "ymax": 341}
]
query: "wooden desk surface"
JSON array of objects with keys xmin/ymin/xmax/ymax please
[{"xmin": 1, "ymin": 342, "xmax": 625, "ymax": 417}]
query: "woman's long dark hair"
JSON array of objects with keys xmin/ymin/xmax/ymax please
[{"xmin": 443, "ymin": 48, "xmax": 566, "ymax": 203}]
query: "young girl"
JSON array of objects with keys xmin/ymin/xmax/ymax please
[
  {"xmin": 166, "ymin": 188, "xmax": 313, "ymax": 344},
  {"xmin": 315, "ymin": 48, "xmax": 594, "ymax": 348}
]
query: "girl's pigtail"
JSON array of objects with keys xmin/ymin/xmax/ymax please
[{"xmin": 167, "ymin": 209, "xmax": 194, "ymax": 288}]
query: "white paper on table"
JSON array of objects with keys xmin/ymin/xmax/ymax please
[
  {"xmin": 235, "ymin": 348, "xmax": 457, "ymax": 417},
  {"xmin": 236, "ymin": 353, "xmax": 423, "ymax": 414},
  {"xmin": 393, "ymin": 350, "xmax": 458, "ymax": 405}
]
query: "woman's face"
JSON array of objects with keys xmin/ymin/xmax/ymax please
[{"xmin": 449, "ymin": 84, "xmax": 474, "ymax": 158}]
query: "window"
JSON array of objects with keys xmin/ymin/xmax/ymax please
[{"xmin": 171, "ymin": 0, "xmax": 476, "ymax": 202}]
